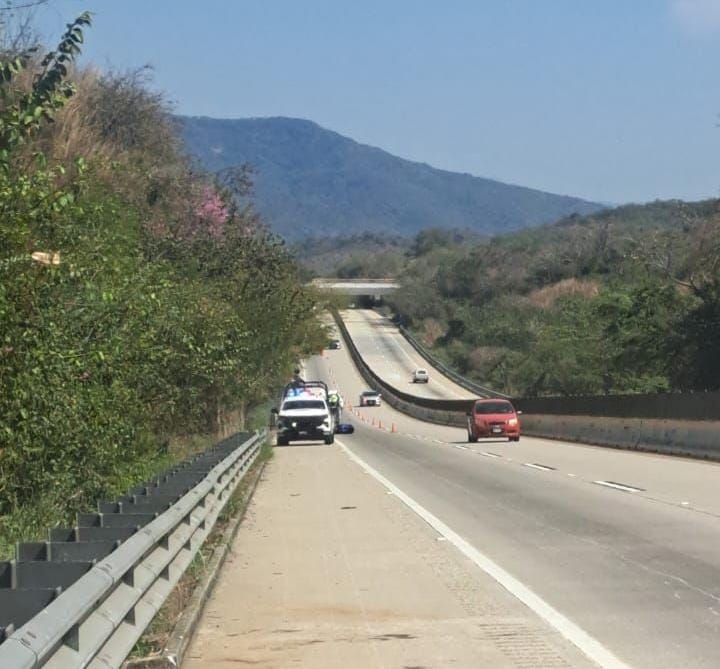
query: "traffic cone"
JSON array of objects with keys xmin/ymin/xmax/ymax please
[
  {"xmin": 391, "ymin": 423, "xmax": 397, "ymax": 433},
  {"xmin": 378, "ymin": 420, "xmax": 383, "ymax": 430},
  {"xmin": 372, "ymin": 417, "xmax": 376, "ymax": 426}
]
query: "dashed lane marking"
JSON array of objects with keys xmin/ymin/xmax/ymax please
[
  {"xmin": 593, "ymin": 480, "xmax": 645, "ymax": 493},
  {"xmin": 335, "ymin": 439, "xmax": 632, "ymax": 669},
  {"xmin": 480, "ymin": 451, "xmax": 502, "ymax": 458},
  {"xmin": 523, "ymin": 463, "xmax": 556, "ymax": 472}
]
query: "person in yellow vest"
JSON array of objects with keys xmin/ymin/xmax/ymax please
[{"xmin": 327, "ymin": 389, "xmax": 344, "ymax": 424}]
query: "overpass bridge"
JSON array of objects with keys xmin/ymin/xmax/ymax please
[{"xmin": 310, "ymin": 278, "xmax": 399, "ymax": 297}]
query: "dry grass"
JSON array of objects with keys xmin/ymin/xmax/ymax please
[
  {"xmin": 42, "ymin": 69, "xmax": 116, "ymax": 167},
  {"xmin": 528, "ymin": 278, "xmax": 600, "ymax": 309},
  {"xmin": 420, "ymin": 318, "xmax": 444, "ymax": 346}
]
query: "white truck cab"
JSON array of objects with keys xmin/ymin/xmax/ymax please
[{"xmin": 276, "ymin": 381, "xmax": 335, "ymax": 445}]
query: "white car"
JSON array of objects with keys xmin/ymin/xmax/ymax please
[
  {"xmin": 412, "ymin": 368, "xmax": 429, "ymax": 383},
  {"xmin": 359, "ymin": 390, "xmax": 382, "ymax": 407}
]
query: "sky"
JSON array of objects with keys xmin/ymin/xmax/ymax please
[{"xmin": 29, "ymin": 0, "xmax": 720, "ymax": 204}]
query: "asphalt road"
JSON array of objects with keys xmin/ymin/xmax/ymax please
[
  {"xmin": 309, "ymin": 324, "xmax": 720, "ymax": 669},
  {"xmin": 340, "ymin": 309, "xmax": 473, "ymax": 399}
]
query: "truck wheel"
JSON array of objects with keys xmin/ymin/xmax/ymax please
[
  {"xmin": 468, "ymin": 430, "xmax": 478, "ymax": 443},
  {"xmin": 277, "ymin": 435, "xmax": 289, "ymax": 446},
  {"xmin": 324, "ymin": 434, "xmax": 335, "ymax": 445}
]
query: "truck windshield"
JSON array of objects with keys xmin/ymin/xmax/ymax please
[
  {"xmin": 475, "ymin": 402, "xmax": 514, "ymax": 414},
  {"xmin": 283, "ymin": 400, "xmax": 325, "ymax": 410}
]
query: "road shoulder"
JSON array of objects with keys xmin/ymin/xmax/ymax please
[{"xmin": 184, "ymin": 443, "xmax": 595, "ymax": 668}]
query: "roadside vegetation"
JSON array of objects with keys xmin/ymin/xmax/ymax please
[
  {"xmin": 300, "ymin": 203, "xmax": 720, "ymax": 398},
  {"xmin": 386, "ymin": 203, "xmax": 720, "ymax": 397},
  {"xmin": 0, "ymin": 15, "xmax": 325, "ymax": 556}
]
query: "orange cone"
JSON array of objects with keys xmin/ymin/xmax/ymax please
[
  {"xmin": 391, "ymin": 423, "xmax": 397, "ymax": 433},
  {"xmin": 378, "ymin": 420, "xmax": 383, "ymax": 429}
]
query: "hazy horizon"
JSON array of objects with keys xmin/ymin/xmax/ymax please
[{"xmin": 35, "ymin": 0, "xmax": 720, "ymax": 204}]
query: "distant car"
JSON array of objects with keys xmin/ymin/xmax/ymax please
[
  {"xmin": 467, "ymin": 399, "xmax": 521, "ymax": 442},
  {"xmin": 359, "ymin": 390, "xmax": 382, "ymax": 407},
  {"xmin": 412, "ymin": 368, "xmax": 429, "ymax": 383},
  {"xmin": 328, "ymin": 339, "xmax": 342, "ymax": 350}
]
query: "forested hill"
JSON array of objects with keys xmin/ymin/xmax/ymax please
[
  {"xmin": 178, "ymin": 116, "xmax": 604, "ymax": 240},
  {"xmin": 383, "ymin": 198, "xmax": 720, "ymax": 398}
]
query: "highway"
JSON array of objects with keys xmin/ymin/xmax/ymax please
[
  {"xmin": 340, "ymin": 309, "xmax": 473, "ymax": 399},
  {"xmin": 310, "ymin": 312, "xmax": 720, "ymax": 669}
]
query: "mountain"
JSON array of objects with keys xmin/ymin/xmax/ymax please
[{"xmin": 178, "ymin": 116, "xmax": 605, "ymax": 240}]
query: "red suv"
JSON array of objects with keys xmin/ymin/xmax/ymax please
[{"xmin": 467, "ymin": 399, "xmax": 521, "ymax": 442}]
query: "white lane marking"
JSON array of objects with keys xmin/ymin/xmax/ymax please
[
  {"xmin": 568, "ymin": 473, "xmax": 576, "ymax": 478},
  {"xmin": 386, "ymin": 328, "xmax": 466, "ymax": 399},
  {"xmin": 523, "ymin": 463, "xmax": 555, "ymax": 472},
  {"xmin": 593, "ymin": 480, "xmax": 645, "ymax": 493},
  {"xmin": 480, "ymin": 451, "xmax": 502, "ymax": 458},
  {"xmin": 336, "ymin": 439, "xmax": 632, "ymax": 669},
  {"xmin": 356, "ymin": 310, "xmax": 467, "ymax": 399},
  {"xmin": 453, "ymin": 444, "xmax": 470, "ymax": 450}
]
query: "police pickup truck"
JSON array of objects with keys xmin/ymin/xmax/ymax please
[{"xmin": 275, "ymin": 381, "xmax": 335, "ymax": 445}]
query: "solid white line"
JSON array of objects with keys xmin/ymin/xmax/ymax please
[
  {"xmin": 593, "ymin": 480, "xmax": 643, "ymax": 493},
  {"xmin": 523, "ymin": 463, "xmax": 554, "ymax": 472},
  {"xmin": 336, "ymin": 439, "xmax": 632, "ymax": 669}
]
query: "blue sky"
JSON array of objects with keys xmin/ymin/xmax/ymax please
[{"xmin": 33, "ymin": 1, "xmax": 720, "ymax": 204}]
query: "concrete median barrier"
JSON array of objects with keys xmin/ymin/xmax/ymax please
[
  {"xmin": 520, "ymin": 414, "xmax": 720, "ymax": 460},
  {"xmin": 332, "ymin": 309, "xmax": 720, "ymax": 461}
]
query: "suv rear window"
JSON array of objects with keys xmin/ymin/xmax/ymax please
[
  {"xmin": 474, "ymin": 401, "xmax": 514, "ymax": 414},
  {"xmin": 283, "ymin": 400, "xmax": 325, "ymax": 410}
]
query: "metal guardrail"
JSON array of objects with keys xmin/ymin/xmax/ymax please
[
  {"xmin": 0, "ymin": 430, "xmax": 265, "ymax": 669},
  {"xmin": 397, "ymin": 326, "xmax": 508, "ymax": 399}
]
